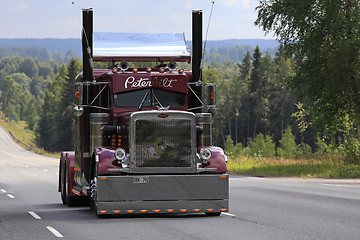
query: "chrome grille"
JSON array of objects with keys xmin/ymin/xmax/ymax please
[{"xmin": 134, "ymin": 119, "xmax": 192, "ymax": 168}]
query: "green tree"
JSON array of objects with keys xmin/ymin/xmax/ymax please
[
  {"xmin": 270, "ymin": 46, "xmax": 297, "ymax": 143},
  {"xmin": 37, "ymin": 65, "xmax": 67, "ymax": 151},
  {"xmin": 57, "ymin": 58, "xmax": 81, "ymax": 150},
  {"xmin": 19, "ymin": 58, "xmax": 38, "ymax": 78},
  {"xmin": 37, "ymin": 58, "xmax": 82, "ymax": 151},
  {"xmin": 0, "ymin": 56, "xmax": 23, "ymax": 87},
  {"xmin": 238, "ymin": 51, "xmax": 252, "ymax": 143},
  {"xmin": 0, "ymin": 74, "xmax": 37, "ymax": 124},
  {"xmin": 277, "ymin": 126, "xmax": 298, "ymax": 159},
  {"xmin": 256, "ymin": 0, "xmax": 360, "ymax": 162},
  {"xmin": 248, "ymin": 133, "xmax": 276, "ymax": 158}
]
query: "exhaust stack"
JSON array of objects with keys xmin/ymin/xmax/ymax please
[
  {"xmin": 82, "ymin": 8, "xmax": 94, "ymax": 82},
  {"xmin": 191, "ymin": 10, "xmax": 203, "ymax": 113}
]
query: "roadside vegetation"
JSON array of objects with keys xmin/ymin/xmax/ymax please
[
  {"xmin": 224, "ymin": 130, "xmax": 360, "ymax": 178},
  {"xmin": 2, "ymin": 0, "xmax": 360, "ymax": 179},
  {"xmin": 0, "ymin": 113, "xmax": 59, "ymax": 158}
]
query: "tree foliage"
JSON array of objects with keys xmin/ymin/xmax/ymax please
[
  {"xmin": 37, "ymin": 59, "xmax": 81, "ymax": 151},
  {"xmin": 255, "ymin": 0, "xmax": 360, "ymax": 141}
]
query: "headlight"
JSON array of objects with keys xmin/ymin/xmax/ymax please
[
  {"xmin": 114, "ymin": 148, "xmax": 126, "ymax": 161},
  {"xmin": 200, "ymin": 148, "xmax": 212, "ymax": 160}
]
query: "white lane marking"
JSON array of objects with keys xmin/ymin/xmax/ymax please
[
  {"xmin": 322, "ymin": 183, "xmax": 346, "ymax": 187},
  {"xmin": 28, "ymin": 211, "xmax": 41, "ymax": 220},
  {"xmin": 33, "ymin": 167, "xmax": 37, "ymax": 170},
  {"xmin": 222, "ymin": 212, "xmax": 236, "ymax": 217},
  {"xmin": 25, "ymin": 166, "xmax": 29, "ymax": 168},
  {"xmin": 46, "ymin": 226, "xmax": 64, "ymax": 238},
  {"xmin": 7, "ymin": 194, "xmax": 15, "ymax": 199},
  {"xmin": 55, "ymin": 172, "xmax": 59, "ymax": 175},
  {"xmin": 0, "ymin": 127, "xmax": 22, "ymax": 150},
  {"xmin": 1, "ymin": 189, "xmax": 6, "ymax": 193},
  {"xmin": 43, "ymin": 169, "xmax": 48, "ymax": 172}
]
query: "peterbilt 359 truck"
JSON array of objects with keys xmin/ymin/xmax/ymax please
[{"xmin": 58, "ymin": 8, "xmax": 228, "ymax": 217}]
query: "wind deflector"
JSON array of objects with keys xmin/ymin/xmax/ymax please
[{"xmin": 93, "ymin": 32, "xmax": 191, "ymax": 62}]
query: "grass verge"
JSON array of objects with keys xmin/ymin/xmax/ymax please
[
  {"xmin": 0, "ymin": 117, "xmax": 59, "ymax": 158},
  {"xmin": 228, "ymin": 156, "xmax": 360, "ymax": 178}
]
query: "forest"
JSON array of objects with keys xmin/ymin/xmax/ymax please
[{"xmin": 0, "ymin": 44, "xmax": 359, "ymax": 165}]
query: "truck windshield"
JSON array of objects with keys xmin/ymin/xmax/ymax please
[{"xmin": 113, "ymin": 88, "xmax": 186, "ymax": 108}]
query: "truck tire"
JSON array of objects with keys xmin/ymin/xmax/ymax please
[{"xmin": 60, "ymin": 162, "xmax": 67, "ymax": 205}]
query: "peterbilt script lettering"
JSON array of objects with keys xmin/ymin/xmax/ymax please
[{"xmin": 125, "ymin": 76, "xmax": 177, "ymax": 89}]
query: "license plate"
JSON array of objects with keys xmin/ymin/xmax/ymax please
[{"xmin": 133, "ymin": 177, "xmax": 150, "ymax": 184}]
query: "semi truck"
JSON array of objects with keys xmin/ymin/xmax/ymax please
[{"xmin": 58, "ymin": 8, "xmax": 228, "ymax": 217}]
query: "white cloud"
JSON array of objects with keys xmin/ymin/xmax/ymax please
[{"xmin": 222, "ymin": 0, "xmax": 250, "ymax": 9}]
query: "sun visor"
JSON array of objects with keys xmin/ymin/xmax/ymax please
[{"xmin": 93, "ymin": 32, "xmax": 191, "ymax": 62}]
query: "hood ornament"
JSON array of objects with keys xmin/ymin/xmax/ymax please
[{"xmin": 156, "ymin": 106, "xmax": 170, "ymax": 111}]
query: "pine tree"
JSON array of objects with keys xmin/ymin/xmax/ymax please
[{"xmin": 57, "ymin": 58, "xmax": 81, "ymax": 150}]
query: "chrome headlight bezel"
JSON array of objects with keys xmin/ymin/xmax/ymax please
[
  {"xmin": 199, "ymin": 148, "xmax": 212, "ymax": 160},
  {"xmin": 114, "ymin": 148, "xmax": 126, "ymax": 161}
]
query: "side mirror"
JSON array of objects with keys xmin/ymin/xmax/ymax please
[
  {"xmin": 74, "ymin": 83, "xmax": 83, "ymax": 106},
  {"xmin": 74, "ymin": 83, "xmax": 84, "ymax": 116},
  {"xmin": 207, "ymin": 83, "xmax": 216, "ymax": 107},
  {"xmin": 74, "ymin": 105, "xmax": 84, "ymax": 117}
]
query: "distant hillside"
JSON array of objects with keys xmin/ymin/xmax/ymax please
[
  {"xmin": 0, "ymin": 39, "xmax": 81, "ymax": 56},
  {"xmin": 205, "ymin": 39, "xmax": 278, "ymax": 50},
  {"xmin": 0, "ymin": 38, "xmax": 278, "ymax": 63}
]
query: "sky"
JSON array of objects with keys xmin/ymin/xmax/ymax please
[{"xmin": 0, "ymin": 0, "xmax": 274, "ymax": 40}]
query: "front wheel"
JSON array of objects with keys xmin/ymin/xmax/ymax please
[{"xmin": 60, "ymin": 162, "xmax": 67, "ymax": 205}]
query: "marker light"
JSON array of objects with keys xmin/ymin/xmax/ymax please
[
  {"xmin": 76, "ymin": 90, "xmax": 80, "ymax": 99},
  {"xmin": 200, "ymin": 148, "xmax": 212, "ymax": 160},
  {"xmin": 114, "ymin": 148, "xmax": 126, "ymax": 161},
  {"xmin": 146, "ymin": 67, "xmax": 152, "ymax": 72},
  {"xmin": 178, "ymin": 68, "xmax": 184, "ymax": 74},
  {"xmin": 112, "ymin": 67, "xmax": 118, "ymax": 73},
  {"xmin": 133, "ymin": 67, "xmax": 138, "ymax": 73},
  {"xmin": 159, "ymin": 67, "xmax": 165, "ymax": 73}
]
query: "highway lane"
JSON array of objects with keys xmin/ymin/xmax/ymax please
[{"xmin": 1, "ymin": 126, "xmax": 360, "ymax": 239}]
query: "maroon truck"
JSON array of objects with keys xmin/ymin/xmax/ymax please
[{"xmin": 58, "ymin": 8, "xmax": 228, "ymax": 217}]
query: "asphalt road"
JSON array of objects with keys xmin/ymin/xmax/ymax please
[{"xmin": 1, "ymin": 126, "xmax": 360, "ymax": 240}]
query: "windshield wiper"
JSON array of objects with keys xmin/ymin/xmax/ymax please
[
  {"xmin": 153, "ymin": 93, "xmax": 164, "ymax": 109},
  {"xmin": 138, "ymin": 92, "xmax": 149, "ymax": 111},
  {"xmin": 153, "ymin": 93, "xmax": 171, "ymax": 110}
]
